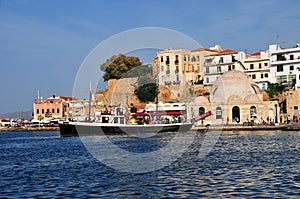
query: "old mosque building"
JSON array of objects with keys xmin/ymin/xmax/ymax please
[{"xmin": 190, "ymin": 70, "xmax": 278, "ymax": 125}]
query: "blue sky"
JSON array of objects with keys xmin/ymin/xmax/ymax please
[{"xmin": 1, "ymin": 0, "xmax": 300, "ymax": 113}]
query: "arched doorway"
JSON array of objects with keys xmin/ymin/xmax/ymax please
[{"xmin": 232, "ymin": 106, "xmax": 240, "ymax": 122}]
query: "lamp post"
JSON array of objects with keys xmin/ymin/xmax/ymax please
[{"xmin": 275, "ymin": 104, "xmax": 278, "ymax": 124}]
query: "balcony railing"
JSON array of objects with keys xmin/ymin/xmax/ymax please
[{"xmin": 165, "ymin": 81, "xmax": 171, "ymax": 85}]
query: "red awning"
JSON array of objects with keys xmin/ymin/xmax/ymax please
[
  {"xmin": 132, "ymin": 112, "xmax": 150, "ymax": 117},
  {"xmin": 132, "ymin": 111, "xmax": 182, "ymax": 117},
  {"xmin": 149, "ymin": 111, "xmax": 182, "ymax": 116}
]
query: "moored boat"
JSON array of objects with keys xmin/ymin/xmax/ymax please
[{"xmin": 59, "ymin": 106, "xmax": 192, "ymax": 137}]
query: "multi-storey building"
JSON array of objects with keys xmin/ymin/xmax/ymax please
[
  {"xmin": 153, "ymin": 47, "xmax": 218, "ymax": 87},
  {"xmin": 203, "ymin": 49, "xmax": 247, "ymax": 86},
  {"xmin": 243, "ymin": 50, "xmax": 270, "ymax": 90},
  {"xmin": 33, "ymin": 95, "xmax": 76, "ymax": 120},
  {"xmin": 269, "ymin": 44, "xmax": 300, "ymax": 88}
]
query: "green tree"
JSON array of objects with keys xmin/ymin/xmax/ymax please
[
  {"xmin": 266, "ymin": 82, "xmax": 286, "ymax": 98},
  {"xmin": 100, "ymin": 54, "xmax": 142, "ymax": 81},
  {"xmin": 135, "ymin": 83, "xmax": 157, "ymax": 102}
]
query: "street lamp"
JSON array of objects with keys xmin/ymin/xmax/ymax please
[{"xmin": 275, "ymin": 104, "xmax": 278, "ymax": 124}]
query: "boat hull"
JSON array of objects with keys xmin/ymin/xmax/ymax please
[{"xmin": 59, "ymin": 122, "xmax": 193, "ymax": 137}]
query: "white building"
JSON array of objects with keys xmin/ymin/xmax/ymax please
[
  {"xmin": 243, "ymin": 50, "xmax": 270, "ymax": 90},
  {"xmin": 269, "ymin": 44, "xmax": 300, "ymax": 88},
  {"xmin": 203, "ymin": 49, "xmax": 247, "ymax": 86}
]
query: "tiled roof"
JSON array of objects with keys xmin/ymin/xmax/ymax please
[
  {"xmin": 60, "ymin": 96, "xmax": 77, "ymax": 101},
  {"xmin": 218, "ymin": 49, "xmax": 236, "ymax": 54},
  {"xmin": 251, "ymin": 52, "xmax": 261, "ymax": 56}
]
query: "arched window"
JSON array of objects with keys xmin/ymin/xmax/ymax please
[
  {"xmin": 216, "ymin": 107, "xmax": 222, "ymax": 119},
  {"xmin": 199, "ymin": 107, "xmax": 205, "ymax": 115},
  {"xmin": 250, "ymin": 106, "xmax": 257, "ymax": 117}
]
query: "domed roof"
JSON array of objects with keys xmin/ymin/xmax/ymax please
[
  {"xmin": 194, "ymin": 96, "xmax": 210, "ymax": 105},
  {"xmin": 211, "ymin": 70, "xmax": 260, "ymax": 103},
  {"xmin": 244, "ymin": 94, "xmax": 261, "ymax": 103}
]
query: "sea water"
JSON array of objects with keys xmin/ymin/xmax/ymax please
[{"xmin": 1, "ymin": 131, "xmax": 300, "ymax": 198}]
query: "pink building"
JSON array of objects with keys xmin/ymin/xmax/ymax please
[{"xmin": 33, "ymin": 95, "xmax": 77, "ymax": 120}]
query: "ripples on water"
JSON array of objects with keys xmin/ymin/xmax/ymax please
[{"xmin": 1, "ymin": 131, "xmax": 300, "ymax": 198}]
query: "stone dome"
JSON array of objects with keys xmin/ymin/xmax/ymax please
[
  {"xmin": 211, "ymin": 70, "xmax": 260, "ymax": 104},
  {"xmin": 193, "ymin": 96, "xmax": 210, "ymax": 105}
]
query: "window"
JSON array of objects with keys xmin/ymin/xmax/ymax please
[
  {"xmin": 265, "ymin": 73, "xmax": 268, "ymax": 78},
  {"xmin": 191, "ymin": 56, "xmax": 196, "ymax": 62},
  {"xmin": 261, "ymin": 74, "xmax": 264, "ymax": 79},
  {"xmin": 277, "ymin": 76, "xmax": 287, "ymax": 84},
  {"xmin": 288, "ymin": 75, "xmax": 296, "ymax": 82},
  {"xmin": 277, "ymin": 65, "xmax": 283, "ymax": 72},
  {"xmin": 206, "ymin": 67, "xmax": 210, "ymax": 74},
  {"xmin": 197, "ymin": 56, "xmax": 200, "ymax": 61},
  {"xmin": 277, "ymin": 54, "xmax": 286, "ymax": 61},
  {"xmin": 294, "ymin": 106, "xmax": 298, "ymax": 116},
  {"xmin": 290, "ymin": 65, "xmax": 294, "ymax": 70},
  {"xmin": 252, "ymin": 74, "xmax": 256, "ymax": 79},
  {"xmin": 219, "ymin": 57, "xmax": 223, "ymax": 63},
  {"xmin": 289, "ymin": 93, "xmax": 293, "ymax": 99},
  {"xmin": 57, "ymin": 108, "xmax": 60, "ymax": 114},
  {"xmin": 47, "ymin": 109, "xmax": 50, "ymax": 113},
  {"xmin": 232, "ymin": 65, "xmax": 235, "ymax": 70},
  {"xmin": 264, "ymin": 62, "xmax": 268, "ymax": 66},
  {"xmin": 166, "ymin": 56, "xmax": 170, "ymax": 64},
  {"xmin": 175, "ymin": 65, "xmax": 179, "ymax": 73},
  {"xmin": 228, "ymin": 65, "xmax": 231, "ymax": 71},
  {"xmin": 290, "ymin": 54, "xmax": 294, "ymax": 60},
  {"xmin": 160, "ymin": 56, "xmax": 163, "ymax": 62},
  {"xmin": 216, "ymin": 107, "xmax": 222, "ymax": 119},
  {"xmin": 176, "ymin": 74, "xmax": 180, "ymax": 82},
  {"xmin": 250, "ymin": 64, "xmax": 254, "ymax": 69},
  {"xmin": 217, "ymin": 66, "xmax": 221, "ymax": 73},
  {"xmin": 250, "ymin": 106, "xmax": 257, "ymax": 117},
  {"xmin": 42, "ymin": 109, "xmax": 44, "ymax": 114},
  {"xmin": 37, "ymin": 109, "xmax": 39, "ymax": 114},
  {"xmin": 199, "ymin": 107, "xmax": 205, "ymax": 115},
  {"xmin": 175, "ymin": 55, "xmax": 179, "ymax": 64},
  {"xmin": 52, "ymin": 108, "xmax": 55, "ymax": 113},
  {"xmin": 206, "ymin": 77, "xmax": 209, "ymax": 83},
  {"xmin": 161, "ymin": 65, "xmax": 164, "ymax": 72},
  {"xmin": 259, "ymin": 63, "xmax": 262, "ymax": 69}
]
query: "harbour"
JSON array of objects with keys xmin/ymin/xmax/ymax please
[{"xmin": 1, "ymin": 130, "xmax": 300, "ymax": 198}]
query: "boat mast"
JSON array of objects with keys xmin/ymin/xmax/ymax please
[
  {"xmin": 155, "ymin": 77, "xmax": 159, "ymax": 122},
  {"xmin": 88, "ymin": 83, "xmax": 92, "ymax": 122}
]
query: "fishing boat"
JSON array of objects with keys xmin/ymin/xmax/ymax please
[{"xmin": 59, "ymin": 107, "xmax": 193, "ymax": 137}]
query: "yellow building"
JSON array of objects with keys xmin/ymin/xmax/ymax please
[{"xmin": 279, "ymin": 88, "xmax": 300, "ymax": 122}]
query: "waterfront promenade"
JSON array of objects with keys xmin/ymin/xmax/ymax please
[
  {"xmin": 1, "ymin": 123, "xmax": 300, "ymax": 132},
  {"xmin": 192, "ymin": 123, "xmax": 300, "ymax": 131}
]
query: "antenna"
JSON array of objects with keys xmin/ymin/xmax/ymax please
[
  {"xmin": 37, "ymin": 90, "xmax": 40, "ymax": 103},
  {"xmin": 88, "ymin": 82, "xmax": 92, "ymax": 122}
]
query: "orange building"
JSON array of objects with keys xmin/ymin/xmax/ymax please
[{"xmin": 33, "ymin": 95, "xmax": 77, "ymax": 120}]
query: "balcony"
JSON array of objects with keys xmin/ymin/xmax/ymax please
[{"xmin": 165, "ymin": 81, "xmax": 171, "ymax": 86}]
